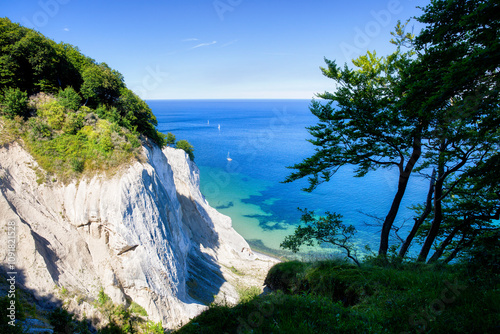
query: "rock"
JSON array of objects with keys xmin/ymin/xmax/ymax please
[
  {"xmin": 0, "ymin": 143, "xmax": 279, "ymax": 330},
  {"xmin": 23, "ymin": 318, "xmax": 54, "ymax": 334}
]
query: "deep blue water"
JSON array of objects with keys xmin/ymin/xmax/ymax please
[{"xmin": 150, "ymin": 99, "xmax": 428, "ymax": 256}]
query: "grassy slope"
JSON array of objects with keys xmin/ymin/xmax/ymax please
[{"xmin": 175, "ymin": 259, "xmax": 500, "ymax": 334}]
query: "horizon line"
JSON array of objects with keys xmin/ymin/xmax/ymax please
[{"xmin": 145, "ymin": 97, "xmax": 316, "ymax": 101}]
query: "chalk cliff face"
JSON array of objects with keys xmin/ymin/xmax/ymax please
[{"xmin": 0, "ymin": 142, "xmax": 275, "ymax": 329}]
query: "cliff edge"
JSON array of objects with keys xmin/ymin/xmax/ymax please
[{"xmin": 0, "ymin": 142, "xmax": 278, "ymax": 330}]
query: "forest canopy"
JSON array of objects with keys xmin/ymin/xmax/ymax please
[
  {"xmin": 0, "ymin": 17, "xmax": 165, "ymax": 147},
  {"xmin": 0, "ymin": 18, "xmax": 171, "ymax": 180}
]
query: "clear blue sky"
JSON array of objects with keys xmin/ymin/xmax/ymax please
[{"xmin": 3, "ymin": 0, "xmax": 428, "ymax": 99}]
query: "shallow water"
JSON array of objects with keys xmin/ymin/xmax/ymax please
[{"xmin": 151, "ymin": 99, "xmax": 428, "ymax": 257}]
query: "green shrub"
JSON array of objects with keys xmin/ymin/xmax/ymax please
[
  {"xmin": 142, "ymin": 321, "xmax": 164, "ymax": 334},
  {"xmin": 97, "ymin": 288, "xmax": 111, "ymax": 306},
  {"xmin": 70, "ymin": 158, "xmax": 84, "ymax": 173},
  {"xmin": 461, "ymin": 230, "xmax": 500, "ymax": 285},
  {"xmin": 28, "ymin": 117, "xmax": 51, "ymax": 140},
  {"xmin": 49, "ymin": 307, "xmax": 74, "ymax": 333},
  {"xmin": 175, "ymin": 292, "xmax": 379, "ymax": 334},
  {"xmin": 264, "ymin": 260, "xmax": 308, "ymax": 293},
  {"xmin": 57, "ymin": 86, "xmax": 81, "ymax": 111},
  {"xmin": 129, "ymin": 301, "xmax": 148, "ymax": 317},
  {"xmin": 176, "ymin": 139, "xmax": 194, "ymax": 160},
  {"xmin": 37, "ymin": 100, "xmax": 66, "ymax": 130},
  {"xmin": 62, "ymin": 111, "xmax": 85, "ymax": 134},
  {"xmin": 166, "ymin": 132, "xmax": 176, "ymax": 146},
  {"xmin": 1, "ymin": 87, "xmax": 28, "ymax": 119},
  {"xmin": 237, "ymin": 286, "xmax": 261, "ymax": 303}
]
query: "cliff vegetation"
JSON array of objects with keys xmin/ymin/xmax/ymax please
[{"xmin": 0, "ymin": 18, "xmax": 194, "ymax": 182}]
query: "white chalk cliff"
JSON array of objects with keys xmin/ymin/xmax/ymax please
[{"xmin": 0, "ymin": 142, "xmax": 277, "ymax": 329}]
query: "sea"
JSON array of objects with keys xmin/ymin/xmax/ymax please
[{"xmin": 150, "ymin": 99, "xmax": 429, "ymax": 258}]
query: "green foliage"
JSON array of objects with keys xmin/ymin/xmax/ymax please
[
  {"xmin": 97, "ymin": 288, "xmax": 111, "ymax": 306},
  {"xmin": 175, "ymin": 291, "xmax": 378, "ymax": 334},
  {"xmin": 23, "ymin": 104, "xmax": 142, "ymax": 181},
  {"xmin": 70, "ymin": 157, "xmax": 85, "ymax": 173},
  {"xmin": 142, "ymin": 321, "xmax": 164, "ymax": 334},
  {"xmin": 0, "ymin": 17, "xmax": 166, "ymax": 150},
  {"xmin": 176, "ymin": 139, "xmax": 195, "ymax": 161},
  {"xmin": 37, "ymin": 100, "xmax": 65, "ymax": 130},
  {"xmin": 62, "ymin": 110, "xmax": 85, "ymax": 134},
  {"xmin": 166, "ymin": 132, "xmax": 176, "ymax": 146},
  {"xmin": 81, "ymin": 63, "xmax": 124, "ymax": 108},
  {"xmin": 259, "ymin": 260, "xmax": 499, "ymax": 333},
  {"xmin": 129, "ymin": 302, "xmax": 148, "ymax": 317},
  {"xmin": 0, "ymin": 19, "xmax": 82, "ymax": 94},
  {"xmin": 237, "ymin": 286, "xmax": 261, "ymax": 304},
  {"xmin": 0, "ymin": 87, "xmax": 28, "ymax": 119},
  {"xmin": 461, "ymin": 230, "xmax": 500, "ymax": 285},
  {"xmin": 48, "ymin": 307, "xmax": 91, "ymax": 334},
  {"xmin": 264, "ymin": 260, "xmax": 308, "ymax": 294},
  {"xmin": 281, "ymin": 209, "xmax": 360, "ymax": 266},
  {"xmin": 49, "ymin": 307, "xmax": 75, "ymax": 333},
  {"xmin": 0, "ymin": 295, "xmax": 24, "ymax": 334},
  {"xmin": 397, "ymin": 0, "xmax": 500, "ymax": 263},
  {"xmin": 27, "ymin": 117, "xmax": 51, "ymax": 140},
  {"xmin": 57, "ymin": 86, "xmax": 81, "ymax": 110}
]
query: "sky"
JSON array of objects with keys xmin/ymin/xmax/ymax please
[{"xmin": 3, "ymin": 0, "xmax": 429, "ymax": 99}]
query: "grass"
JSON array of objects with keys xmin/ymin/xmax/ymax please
[
  {"xmin": 176, "ymin": 291, "xmax": 380, "ymax": 334},
  {"xmin": 236, "ymin": 286, "xmax": 261, "ymax": 304},
  {"xmin": 174, "ymin": 258, "xmax": 500, "ymax": 334}
]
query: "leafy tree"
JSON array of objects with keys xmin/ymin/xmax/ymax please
[
  {"xmin": 398, "ymin": 0, "xmax": 500, "ymax": 262},
  {"xmin": 81, "ymin": 63, "xmax": 124, "ymax": 107},
  {"xmin": 284, "ymin": 1, "xmax": 500, "ymax": 263},
  {"xmin": 0, "ymin": 87, "xmax": 27, "ymax": 119},
  {"xmin": 116, "ymin": 87, "xmax": 166, "ymax": 147},
  {"xmin": 284, "ymin": 22, "xmax": 420, "ymax": 256},
  {"xmin": 166, "ymin": 132, "xmax": 176, "ymax": 146},
  {"xmin": 49, "ymin": 307, "xmax": 76, "ymax": 333},
  {"xmin": 281, "ymin": 209, "xmax": 360, "ymax": 266},
  {"xmin": 0, "ymin": 19, "xmax": 80, "ymax": 94},
  {"xmin": 57, "ymin": 86, "xmax": 81, "ymax": 111},
  {"xmin": 176, "ymin": 139, "xmax": 194, "ymax": 161}
]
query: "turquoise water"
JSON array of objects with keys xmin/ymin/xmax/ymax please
[{"xmin": 150, "ymin": 99, "xmax": 428, "ymax": 256}]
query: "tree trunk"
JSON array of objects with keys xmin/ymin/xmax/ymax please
[
  {"xmin": 428, "ymin": 222, "xmax": 466, "ymax": 263},
  {"xmin": 379, "ymin": 135, "xmax": 422, "ymax": 256},
  {"xmin": 418, "ymin": 142, "xmax": 446, "ymax": 262},
  {"xmin": 443, "ymin": 230, "xmax": 476, "ymax": 264},
  {"xmin": 399, "ymin": 168, "xmax": 436, "ymax": 258}
]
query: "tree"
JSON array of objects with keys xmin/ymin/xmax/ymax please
[
  {"xmin": 166, "ymin": 132, "xmax": 176, "ymax": 146},
  {"xmin": 176, "ymin": 139, "xmax": 194, "ymax": 161},
  {"xmin": 284, "ymin": 22, "xmax": 420, "ymax": 256},
  {"xmin": 281, "ymin": 209, "xmax": 360, "ymax": 266},
  {"xmin": 0, "ymin": 87, "xmax": 27, "ymax": 119},
  {"xmin": 116, "ymin": 87, "xmax": 166, "ymax": 147},
  {"xmin": 0, "ymin": 19, "xmax": 80, "ymax": 94},
  {"xmin": 398, "ymin": 0, "xmax": 500, "ymax": 263},
  {"xmin": 284, "ymin": 1, "xmax": 500, "ymax": 263},
  {"xmin": 57, "ymin": 86, "xmax": 81, "ymax": 111},
  {"xmin": 81, "ymin": 63, "xmax": 124, "ymax": 107}
]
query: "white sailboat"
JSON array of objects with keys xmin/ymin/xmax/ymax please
[
  {"xmin": 227, "ymin": 152, "xmax": 232, "ymax": 161},
  {"xmin": 218, "ymin": 124, "xmax": 220, "ymax": 131}
]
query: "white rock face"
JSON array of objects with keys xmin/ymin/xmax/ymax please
[{"xmin": 0, "ymin": 143, "xmax": 277, "ymax": 329}]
